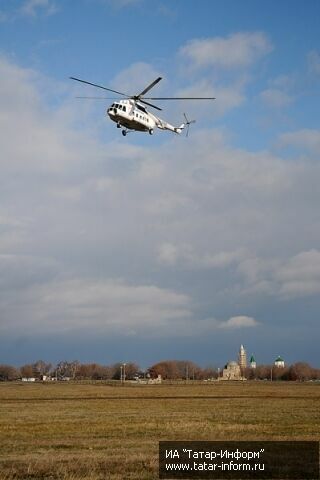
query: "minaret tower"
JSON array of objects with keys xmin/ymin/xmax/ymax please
[{"xmin": 238, "ymin": 344, "xmax": 247, "ymax": 370}]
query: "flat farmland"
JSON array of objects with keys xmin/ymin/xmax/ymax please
[{"xmin": 0, "ymin": 382, "xmax": 319, "ymax": 479}]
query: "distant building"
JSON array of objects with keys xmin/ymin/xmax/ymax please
[
  {"xmin": 40, "ymin": 375, "xmax": 57, "ymax": 381},
  {"xmin": 238, "ymin": 344, "xmax": 247, "ymax": 370},
  {"xmin": 220, "ymin": 345, "xmax": 248, "ymax": 380},
  {"xmin": 274, "ymin": 356, "xmax": 285, "ymax": 368},
  {"xmin": 250, "ymin": 355, "xmax": 256, "ymax": 369},
  {"xmin": 134, "ymin": 374, "xmax": 162, "ymax": 385},
  {"xmin": 222, "ymin": 361, "xmax": 245, "ymax": 380}
]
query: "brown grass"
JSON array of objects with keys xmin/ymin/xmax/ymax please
[{"xmin": 0, "ymin": 381, "xmax": 319, "ymax": 479}]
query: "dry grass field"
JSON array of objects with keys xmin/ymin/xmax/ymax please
[{"xmin": 0, "ymin": 381, "xmax": 319, "ymax": 479}]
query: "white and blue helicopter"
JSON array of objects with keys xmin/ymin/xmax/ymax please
[{"xmin": 70, "ymin": 76, "xmax": 215, "ymax": 137}]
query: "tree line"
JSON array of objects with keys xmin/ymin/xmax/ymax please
[
  {"xmin": 0, "ymin": 359, "xmax": 319, "ymax": 382},
  {"xmin": 244, "ymin": 363, "xmax": 320, "ymax": 381}
]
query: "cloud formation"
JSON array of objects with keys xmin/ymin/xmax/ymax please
[
  {"xmin": 260, "ymin": 88, "xmax": 293, "ymax": 108},
  {"xmin": 0, "ymin": 44, "xmax": 320, "ymax": 353},
  {"xmin": 218, "ymin": 316, "xmax": 259, "ymax": 329},
  {"xmin": 278, "ymin": 129, "xmax": 320, "ymax": 154},
  {"xmin": 237, "ymin": 250, "xmax": 320, "ymax": 300},
  {"xmin": 20, "ymin": 0, "xmax": 57, "ymax": 17},
  {"xmin": 307, "ymin": 50, "xmax": 320, "ymax": 75},
  {"xmin": 157, "ymin": 243, "xmax": 247, "ymax": 269},
  {"xmin": 179, "ymin": 32, "xmax": 273, "ymax": 70},
  {"xmin": 0, "ymin": 276, "xmax": 192, "ymax": 336}
]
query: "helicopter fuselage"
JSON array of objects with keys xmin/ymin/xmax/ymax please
[
  {"xmin": 106, "ymin": 99, "xmax": 184, "ymax": 136},
  {"xmin": 107, "ymin": 99, "xmax": 157, "ymax": 134}
]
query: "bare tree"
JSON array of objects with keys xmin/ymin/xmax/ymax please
[
  {"xmin": 200, "ymin": 365, "xmax": 219, "ymax": 380},
  {"xmin": 0, "ymin": 364, "xmax": 20, "ymax": 381},
  {"xmin": 20, "ymin": 364, "xmax": 34, "ymax": 378},
  {"xmin": 110, "ymin": 362, "xmax": 139, "ymax": 380},
  {"xmin": 32, "ymin": 360, "xmax": 52, "ymax": 378},
  {"xmin": 122, "ymin": 362, "xmax": 140, "ymax": 380},
  {"xmin": 148, "ymin": 361, "xmax": 180, "ymax": 380},
  {"xmin": 55, "ymin": 361, "xmax": 80, "ymax": 379},
  {"xmin": 73, "ymin": 363, "xmax": 115, "ymax": 380},
  {"xmin": 288, "ymin": 362, "xmax": 313, "ymax": 381}
]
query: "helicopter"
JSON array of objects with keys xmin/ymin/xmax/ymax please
[{"xmin": 70, "ymin": 76, "xmax": 215, "ymax": 137}]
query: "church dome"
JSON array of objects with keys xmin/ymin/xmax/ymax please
[{"xmin": 228, "ymin": 361, "xmax": 238, "ymax": 367}]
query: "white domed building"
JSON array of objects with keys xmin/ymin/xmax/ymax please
[
  {"xmin": 274, "ymin": 356, "xmax": 285, "ymax": 368},
  {"xmin": 222, "ymin": 361, "xmax": 244, "ymax": 380}
]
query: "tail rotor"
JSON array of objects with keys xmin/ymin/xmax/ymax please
[{"xmin": 183, "ymin": 113, "xmax": 196, "ymax": 137}]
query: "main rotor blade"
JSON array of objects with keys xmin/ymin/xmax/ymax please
[
  {"xmin": 75, "ymin": 96, "xmax": 120, "ymax": 99},
  {"xmin": 139, "ymin": 99, "xmax": 162, "ymax": 111},
  {"xmin": 70, "ymin": 77, "xmax": 129, "ymax": 97},
  {"xmin": 137, "ymin": 77, "xmax": 162, "ymax": 97},
  {"xmin": 144, "ymin": 96, "xmax": 216, "ymax": 100}
]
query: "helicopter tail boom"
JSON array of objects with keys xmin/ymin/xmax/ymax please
[
  {"xmin": 156, "ymin": 120, "xmax": 185, "ymax": 134},
  {"xmin": 174, "ymin": 123, "xmax": 186, "ymax": 134},
  {"xmin": 173, "ymin": 114, "xmax": 196, "ymax": 136}
]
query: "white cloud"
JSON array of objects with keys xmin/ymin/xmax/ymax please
[
  {"xmin": 20, "ymin": 0, "xmax": 57, "ymax": 17},
  {"xmin": 111, "ymin": 62, "xmax": 163, "ymax": 96},
  {"xmin": 211, "ymin": 84, "xmax": 245, "ymax": 113},
  {"xmin": 276, "ymin": 250, "xmax": 320, "ymax": 298},
  {"xmin": 218, "ymin": 316, "xmax": 259, "ymax": 329},
  {"xmin": 179, "ymin": 32, "xmax": 272, "ymax": 70},
  {"xmin": 260, "ymin": 88, "xmax": 293, "ymax": 108},
  {"xmin": 237, "ymin": 250, "xmax": 320, "ymax": 300},
  {"xmin": 0, "ymin": 254, "xmax": 60, "ymax": 290},
  {"xmin": 1, "ymin": 55, "xmax": 320, "ymax": 345},
  {"xmin": 175, "ymin": 79, "xmax": 245, "ymax": 118},
  {"xmin": 176, "ymin": 33, "xmax": 271, "ymax": 119},
  {"xmin": 157, "ymin": 243, "xmax": 248, "ymax": 269},
  {"xmin": 158, "ymin": 243, "xmax": 179, "ymax": 266},
  {"xmin": 0, "ymin": 56, "xmax": 102, "ymax": 175},
  {"xmin": 0, "ymin": 277, "xmax": 192, "ymax": 336},
  {"xmin": 307, "ymin": 50, "xmax": 320, "ymax": 75},
  {"xmin": 271, "ymin": 75, "xmax": 294, "ymax": 89},
  {"xmin": 278, "ymin": 129, "xmax": 320, "ymax": 154}
]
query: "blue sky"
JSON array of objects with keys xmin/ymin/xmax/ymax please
[{"xmin": 0, "ymin": 0, "xmax": 320, "ymax": 369}]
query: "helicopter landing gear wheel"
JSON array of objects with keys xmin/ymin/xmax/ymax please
[
  {"xmin": 149, "ymin": 129, "xmax": 154, "ymax": 135},
  {"xmin": 117, "ymin": 122, "xmax": 121, "ymax": 128},
  {"xmin": 122, "ymin": 129, "xmax": 127, "ymax": 137}
]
